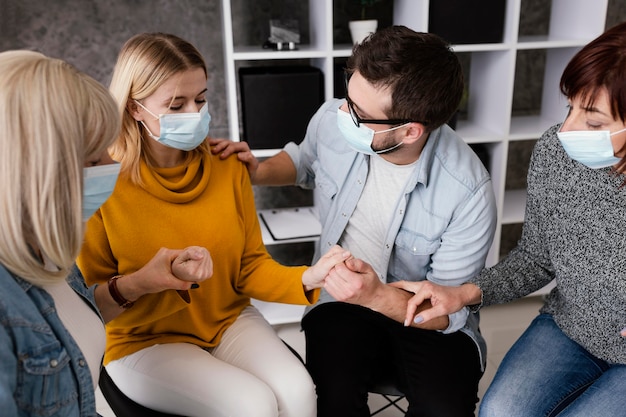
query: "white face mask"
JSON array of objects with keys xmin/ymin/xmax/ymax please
[
  {"xmin": 557, "ymin": 126, "xmax": 626, "ymax": 169},
  {"xmin": 135, "ymin": 101, "xmax": 211, "ymax": 151},
  {"xmin": 83, "ymin": 163, "xmax": 121, "ymax": 222},
  {"xmin": 336, "ymin": 109, "xmax": 408, "ymax": 155}
]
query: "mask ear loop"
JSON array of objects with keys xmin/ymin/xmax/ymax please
[
  {"xmin": 139, "ymin": 121, "xmax": 159, "ymax": 140},
  {"xmin": 372, "ymin": 122, "xmax": 411, "ymax": 136},
  {"xmin": 133, "ymin": 99, "xmax": 160, "ymax": 120},
  {"xmin": 610, "ymin": 127, "xmax": 626, "ymax": 137},
  {"xmin": 372, "ymin": 122, "xmax": 410, "ymax": 154},
  {"xmin": 133, "ymin": 100, "xmax": 160, "ymax": 140}
]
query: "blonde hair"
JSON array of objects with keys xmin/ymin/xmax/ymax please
[
  {"xmin": 0, "ymin": 50, "xmax": 120, "ymax": 286},
  {"xmin": 109, "ymin": 33, "xmax": 209, "ymax": 184}
]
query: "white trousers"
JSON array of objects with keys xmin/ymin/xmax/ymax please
[{"xmin": 106, "ymin": 306, "xmax": 316, "ymax": 417}]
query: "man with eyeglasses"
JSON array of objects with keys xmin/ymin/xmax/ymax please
[{"xmin": 211, "ymin": 25, "xmax": 496, "ymax": 417}]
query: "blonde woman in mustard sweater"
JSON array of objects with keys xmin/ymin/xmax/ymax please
[{"xmin": 76, "ymin": 33, "xmax": 348, "ymax": 417}]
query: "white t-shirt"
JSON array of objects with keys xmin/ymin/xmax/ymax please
[{"xmin": 339, "ymin": 154, "xmax": 417, "ymax": 279}]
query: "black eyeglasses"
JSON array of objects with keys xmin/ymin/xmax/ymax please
[{"xmin": 344, "ymin": 73, "xmax": 415, "ymax": 128}]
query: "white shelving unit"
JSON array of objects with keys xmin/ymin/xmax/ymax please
[{"xmin": 221, "ymin": 0, "xmax": 608, "ymax": 320}]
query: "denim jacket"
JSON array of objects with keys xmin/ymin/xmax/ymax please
[
  {"xmin": 0, "ymin": 264, "xmax": 101, "ymax": 417},
  {"xmin": 285, "ymin": 99, "xmax": 497, "ymax": 370}
]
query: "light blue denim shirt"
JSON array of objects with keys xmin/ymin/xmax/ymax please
[
  {"xmin": 0, "ymin": 264, "xmax": 101, "ymax": 417},
  {"xmin": 285, "ymin": 99, "xmax": 497, "ymax": 369}
]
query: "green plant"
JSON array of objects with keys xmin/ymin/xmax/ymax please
[{"xmin": 359, "ymin": 0, "xmax": 384, "ymax": 20}]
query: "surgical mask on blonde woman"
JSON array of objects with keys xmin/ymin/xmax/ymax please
[{"xmin": 135, "ymin": 101, "xmax": 211, "ymax": 151}]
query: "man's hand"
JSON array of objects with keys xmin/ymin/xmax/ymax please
[
  {"xmin": 325, "ymin": 257, "xmax": 450, "ymax": 330},
  {"xmin": 389, "ymin": 281, "xmax": 481, "ymax": 326},
  {"xmin": 209, "ymin": 138, "xmax": 259, "ymax": 180},
  {"xmin": 324, "ymin": 257, "xmax": 383, "ymax": 307}
]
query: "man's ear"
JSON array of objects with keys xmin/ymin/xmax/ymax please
[{"xmin": 402, "ymin": 122, "xmax": 427, "ymax": 145}]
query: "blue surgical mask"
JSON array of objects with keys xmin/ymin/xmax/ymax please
[
  {"xmin": 135, "ymin": 101, "xmax": 211, "ymax": 151},
  {"xmin": 337, "ymin": 108, "xmax": 407, "ymax": 155},
  {"xmin": 557, "ymin": 126, "xmax": 626, "ymax": 169},
  {"xmin": 83, "ymin": 163, "xmax": 120, "ymax": 222}
]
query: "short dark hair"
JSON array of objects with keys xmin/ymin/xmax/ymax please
[
  {"xmin": 346, "ymin": 25, "xmax": 463, "ymax": 131},
  {"xmin": 561, "ymin": 22, "xmax": 626, "ymax": 179},
  {"xmin": 560, "ymin": 21, "xmax": 626, "ymax": 124}
]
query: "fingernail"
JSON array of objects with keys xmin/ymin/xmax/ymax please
[
  {"xmin": 191, "ymin": 283, "xmax": 200, "ymax": 289},
  {"xmin": 403, "ymin": 319, "xmax": 410, "ymax": 327},
  {"xmin": 414, "ymin": 316, "xmax": 424, "ymax": 324}
]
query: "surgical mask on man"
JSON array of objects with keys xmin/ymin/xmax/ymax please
[
  {"xmin": 83, "ymin": 163, "xmax": 121, "ymax": 222},
  {"xmin": 337, "ymin": 109, "xmax": 408, "ymax": 155},
  {"xmin": 134, "ymin": 100, "xmax": 211, "ymax": 151},
  {"xmin": 557, "ymin": 126, "xmax": 626, "ymax": 169}
]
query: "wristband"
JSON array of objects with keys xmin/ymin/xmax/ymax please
[{"xmin": 108, "ymin": 275, "xmax": 134, "ymax": 309}]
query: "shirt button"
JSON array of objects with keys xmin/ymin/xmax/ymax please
[
  {"xmin": 78, "ymin": 359, "xmax": 86, "ymax": 367},
  {"xmin": 386, "ymin": 244, "xmax": 390, "ymax": 249},
  {"xmin": 50, "ymin": 359, "xmax": 58, "ymax": 368},
  {"xmin": 327, "ymin": 242, "xmax": 332, "ymax": 246},
  {"xmin": 342, "ymin": 212, "xmax": 347, "ymax": 217}
]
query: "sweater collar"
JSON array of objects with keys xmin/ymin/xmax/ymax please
[{"xmin": 139, "ymin": 152, "xmax": 211, "ymax": 203}]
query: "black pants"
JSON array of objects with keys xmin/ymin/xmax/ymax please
[{"xmin": 302, "ymin": 302, "xmax": 482, "ymax": 417}]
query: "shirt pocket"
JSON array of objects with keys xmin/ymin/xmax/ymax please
[
  {"xmin": 389, "ymin": 229, "xmax": 441, "ymax": 281},
  {"xmin": 312, "ymin": 161, "xmax": 339, "ymax": 222},
  {"xmin": 313, "ymin": 161, "xmax": 338, "ymax": 200},
  {"xmin": 16, "ymin": 341, "xmax": 79, "ymax": 416}
]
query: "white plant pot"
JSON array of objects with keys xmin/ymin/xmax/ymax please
[{"xmin": 349, "ymin": 19, "xmax": 378, "ymax": 45}]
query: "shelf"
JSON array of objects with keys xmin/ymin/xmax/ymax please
[
  {"xmin": 509, "ymin": 115, "xmax": 560, "ymax": 140},
  {"xmin": 252, "ymin": 148, "xmax": 281, "ymax": 158},
  {"xmin": 250, "ymin": 299, "xmax": 306, "ymax": 325},
  {"xmin": 331, "ymin": 45, "xmax": 354, "ymax": 57},
  {"xmin": 454, "ymin": 121, "xmax": 506, "ymax": 144},
  {"xmin": 516, "ymin": 35, "xmax": 594, "ymax": 49},
  {"xmin": 501, "ymin": 189, "xmax": 527, "ymax": 225},
  {"xmin": 232, "ymin": 45, "xmax": 329, "ymax": 60},
  {"xmin": 452, "ymin": 43, "xmax": 513, "ymax": 53}
]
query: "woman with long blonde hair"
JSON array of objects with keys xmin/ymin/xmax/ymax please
[
  {"xmin": 78, "ymin": 32, "xmax": 348, "ymax": 417},
  {"xmin": 0, "ymin": 50, "xmax": 119, "ymax": 417},
  {"xmin": 0, "ymin": 49, "xmax": 211, "ymax": 417}
]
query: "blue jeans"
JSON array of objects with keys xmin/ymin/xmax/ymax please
[{"xmin": 480, "ymin": 314, "xmax": 626, "ymax": 417}]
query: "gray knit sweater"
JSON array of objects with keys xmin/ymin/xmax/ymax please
[{"xmin": 472, "ymin": 124, "xmax": 626, "ymax": 365}]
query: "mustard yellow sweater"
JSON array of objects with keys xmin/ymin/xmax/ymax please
[{"xmin": 77, "ymin": 151, "xmax": 315, "ymax": 365}]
